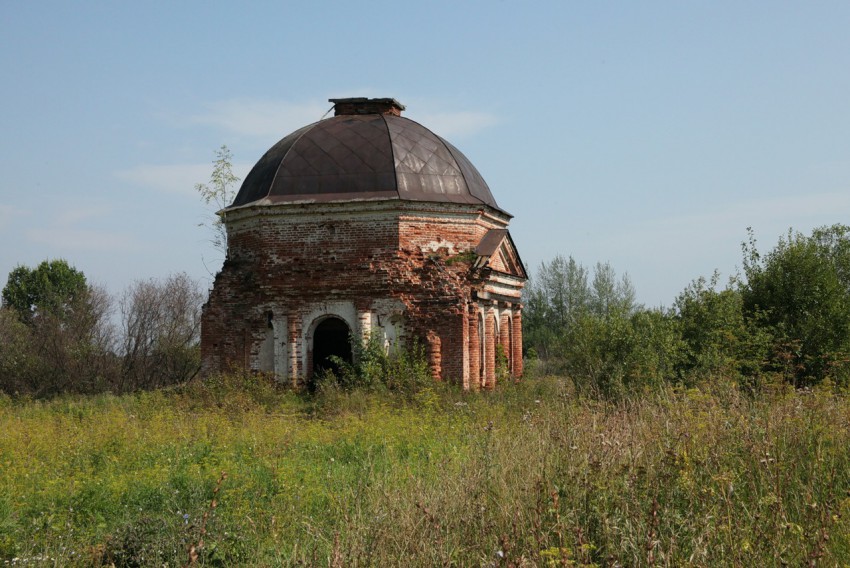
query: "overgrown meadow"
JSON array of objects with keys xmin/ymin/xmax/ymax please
[{"xmin": 2, "ymin": 373, "xmax": 850, "ymax": 566}]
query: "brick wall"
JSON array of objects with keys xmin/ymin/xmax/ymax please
[{"xmin": 201, "ymin": 200, "xmax": 524, "ymax": 388}]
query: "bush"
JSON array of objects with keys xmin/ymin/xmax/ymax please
[
  {"xmin": 674, "ymin": 272, "xmax": 774, "ymax": 390},
  {"xmin": 742, "ymin": 225, "xmax": 850, "ymax": 387},
  {"xmin": 100, "ymin": 516, "xmax": 182, "ymax": 567},
  {"xmin": 316, "ymin": 333, "xmax": 432, "ymax": 398},
  {"xmin": 174, "ymin": 368, "xmax": 292, "ymax": 414}
]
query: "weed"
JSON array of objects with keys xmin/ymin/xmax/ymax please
[{"xmin": 2, "ymin": 375, "xmax": 850, "ymax": 565}]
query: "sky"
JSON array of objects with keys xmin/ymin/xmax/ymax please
[{"xmin": 1, "ymin": 1, "xmax": 849, "ymax": 308}]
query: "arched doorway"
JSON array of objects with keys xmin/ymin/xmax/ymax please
[{"xmin": 312, "ymin": 316, "xmax": 353, "ymax": 378}]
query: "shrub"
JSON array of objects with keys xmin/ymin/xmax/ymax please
[
  {"xmin": 316, "ymin": 333, "xmax": 432, "ymax": 398},
  {"xmin": 100, "ymin": 516, "xmax": 181, "ymax": 567},
  {"xmin": 742, "ymin": 225, "xmax": 850, "ymax": 387}
]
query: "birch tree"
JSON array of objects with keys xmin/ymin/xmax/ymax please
[{"xmin": 196, "ymin": 145, "xmax": 240, "ymax": 259}]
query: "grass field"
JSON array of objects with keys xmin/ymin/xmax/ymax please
[{"xmin": 1, "ymin": 373, "xmax": 849, "ymax": 566}]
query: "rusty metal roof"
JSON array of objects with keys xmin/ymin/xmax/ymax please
[
  {"xmin": 474, "ymin": 229, "xmax": 528, "ymax": 279},
  {"xmin": 230, "ymin": 112, "xmax": 505, "ymax": 214},
  {"xmin": 475, "ymin": 229, "xmax": 509, "ymax": 257}
]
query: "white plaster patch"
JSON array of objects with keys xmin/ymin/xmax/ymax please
[{"xmin": 420, "ymin": 240, "xmax": 456, "ymax": 254}]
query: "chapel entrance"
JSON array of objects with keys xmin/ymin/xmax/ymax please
[{"xmin": 312, "ymin": 317, "xmax": 353, "ymax": 378}]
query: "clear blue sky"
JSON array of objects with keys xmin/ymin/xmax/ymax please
[{"xmin": 1, "ymin": 1, "xmax": 848, "ymax": 307}]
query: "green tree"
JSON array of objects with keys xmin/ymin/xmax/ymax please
[
  {"xmin": 196, "ymin": 145, "xmax": 240, "ymax": 259},
  {"xmin": 523, "ymin": 255, "xmax": 592, "ymax": 360},
  {"xmin": 741, "ymin": 224, "xmax": 850, "ymax": 386},
  {"xmin": 627, "ymin": 308, "xmax": 684, "ymax": 389},
  {"xmin": 2, "ymin": 259, "xmax": 88, "ymax": 324},
  {"xmin": 523, "ymin": 255, "xmax": 637, "ymax": 361},
  {"xmin": 674, "ymin": 272, "xmax": 771, "ymax": 388},
  {"xmin": 1, "ymin": 261, "xmax": 117, "ymax": 396},
  {"xmin": 522, "ymin": 255, "xmax": 677, "ymax": 397},
  {"xmin": 590, "ymin": 261, "xmax": 636, "ymax": 318},
  {"xmin": 0, "ymin": 308, "xmax": 40, "ymax": 393}
]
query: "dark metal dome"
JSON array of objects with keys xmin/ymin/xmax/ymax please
[{"xmin": 229, "ymin": 98, "xmax": 503, "ymax": 213}]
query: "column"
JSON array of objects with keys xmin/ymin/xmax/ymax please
[
  {"xmin": 468, "ymin": 305, "xmax": 480, "ymax": 391},
  {"xmin": 273, "ymin": 315, "xmax": 288, "ymax": 382},
  {"xmin": 512, "ymin": 308, "xmax": 523, "ymax": 378},
  {"xmin": 358, "ymin": 309, "xmax": 372, "ymax": 343},
  {"xmin": 288, "ymin": 314, "xmax": 302, "ymax": 388},
  {"xmin": 499, "ymin": 309, "xmax": 511, "ymax": 378},
  {"xmin": 484, "ymin": 306, "xmax": 496, "ymax": 389},
  {"xmin": 427, "ymin": 331, "xmax": 442, "ymax": 381}
]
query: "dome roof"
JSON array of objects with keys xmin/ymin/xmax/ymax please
[{"xmin": 229, "ymin": 98, "xmax": 504, "ymax": 213}]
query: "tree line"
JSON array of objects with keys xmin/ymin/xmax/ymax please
[
  {"xmin": 522, "ymin": 224, "xmax": 850, "ymax": 397},
  {"xmin": 3, "ymin": 224, "xmax": 849, "ymax": 398},
  {"xmin": 0, "ymin": 147, "xmax": 233, "ymax": 397},
  {"xmin": 0, "ymin": 260, "xmax": 203, "ymax": 396}
]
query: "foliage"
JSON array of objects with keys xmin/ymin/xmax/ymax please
[
  {"xmin": 101, "ymin": 516, "xmax": 183, "ymax": 567},
  {"xmin": 0, "ymin": 260, "xmax": 115, "ymax": 396},
  {"xmin": 0, "ymin": 309, "xmax": 40, "ymax": 392},
  {"xmin": 522, "ymin": 256, "xmax": 636, "ymax": 329},
  {"xmin": 118, "ymin": 272, "xmax": 203, "ymax": 391},
  {"xmin": 526, "ymin": 224, "xmax": 850, "ymax": 392},
  {"xmin": 1, "ymin": 264, "xmax": 204, "ymax": 397},
  {"xmin": 558, "ymin": 306, "xmax": 683, "ymax": 398},
  {"xmin": 523, "ymin": 255, "xmax": 676, "ymax": 397},
  {"xmin": 196, "ymin": 145, "xmax": 240, "ymax": 260},
  {"xmin": 674, "ymin": 271, "xmax": 773, "ymax": 388},
  {"xmin": 316, "ymin": 333, "xmax": 432, "ymax": 399},
  {"xmin": 521, "ymin": 256, "xmax": 638, "ymax": 323},
  {"xmin": 1, "ymin": 378, "xmax": 850, "ymax": 565},
  {"xmin": 495, "ymin": 343, "xmax": 511, "ymax": 383},
  {"xmin": 2, "ymin": 259, "xmax": 88, "ymax": 324},
  {"xmin": 741, "ymin": 224, "xmax": 850, "ymax": 386},
  {"xmin": 626, "ymin": 308, "xmax": 684, "ymax": 390},
  {"xmin": 523, "ymin": 255, "xmax": 585, "ymax": 359}
]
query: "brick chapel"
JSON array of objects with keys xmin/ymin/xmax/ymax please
[{"xmin": 200, "ymin": 97, "xmax": 526, "ymax": 389}]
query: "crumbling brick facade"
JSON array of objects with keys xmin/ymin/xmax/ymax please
[{"xmin": 200, "ymin": 98, "xmax": 526, "ymax": 389}]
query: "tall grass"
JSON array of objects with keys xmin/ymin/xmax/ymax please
[{"xmin": 1, "ymin": 375, "xmax": 849, "ymax": 566}]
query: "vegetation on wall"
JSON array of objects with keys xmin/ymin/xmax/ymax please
[
  {"xmin": 195, "ymin": 144, "xmax": 240, "ymax": 261},
  {"xmin": 315, "ymin": 333, "xmax": 433, "ymax": 399}
]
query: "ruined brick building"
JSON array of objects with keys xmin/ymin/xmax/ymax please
[{"xmin": 200, "ymin": 97, "xmax": 526, "ymax": 389}]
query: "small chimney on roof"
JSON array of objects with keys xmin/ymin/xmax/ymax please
[{"xmin": 329, "ymin": 97, "xmax": 405, "ymax": 117}]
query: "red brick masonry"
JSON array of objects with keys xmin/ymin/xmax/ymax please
[{"xmin": 201, "ymin": 199, "xmax": 526, "ymax": 389}]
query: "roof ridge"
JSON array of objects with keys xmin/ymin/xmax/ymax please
[
  {"xmin": 267, "ymin": 119, "xmax": 321, "ymax": 197},
  {"xmin": 380, "ymin": 113, "xmax": 402, "ymax": 201}
]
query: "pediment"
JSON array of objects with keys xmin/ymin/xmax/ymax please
[{"xmin": 474, "ymin": 229, "xmax": 527, "ymax": 280}]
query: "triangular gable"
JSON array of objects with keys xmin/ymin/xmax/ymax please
[{"xmin": 474, "ymin": 229, "xmax": 528, "ymax": 280}]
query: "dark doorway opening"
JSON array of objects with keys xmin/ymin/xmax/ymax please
[{"xmin": 312, "ymin": 317, "xmax": 353, "ymax": 379}]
